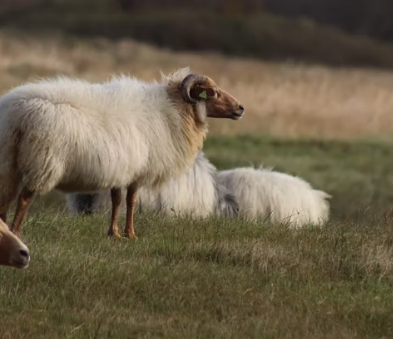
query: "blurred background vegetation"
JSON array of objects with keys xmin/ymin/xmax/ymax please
[{"xmin": 2, "ymin": 0, "xmax": 393, "ymax": 69}]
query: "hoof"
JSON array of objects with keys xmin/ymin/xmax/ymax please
[
  {"xmin": 124, "ymin": 233, "xmax": 138, "ymax": 240},
  {"xmin": 107, "ymin": 230, "xmax": 121, "ymax": 238}
]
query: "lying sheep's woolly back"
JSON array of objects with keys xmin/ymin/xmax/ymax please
[
  {"xmin": 67, "ymin": 151, "xmax": 239, "ymax": 218},
  {"xmin": 218, "ymin": 167, "xmax": 331, "ymax": 227},
  {"xmin": 0, "ymin": 68, "xmax": 210, "ymax": 213}
]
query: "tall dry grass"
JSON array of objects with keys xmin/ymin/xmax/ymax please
[{"xmin": 1, "ymin": 29, "xmax": 393, "ymax": 138}]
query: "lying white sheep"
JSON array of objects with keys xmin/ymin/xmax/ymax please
[
  {"xmin": 67, "ymin": 152, "xmax": 330, "ymax": 227},
  {"xmin": 0, "ymin": 67, "xmax": 244, "ymax": 239},
  {"xmin": 67, "ymin": 151, "xmax": 239, "ymax": 219},
  {"xmin": 218, "ymin": 167, "xmax": 331, "ymax": 227}
]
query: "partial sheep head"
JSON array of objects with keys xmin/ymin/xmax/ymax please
[
  {"xmin": 0, "ymin": 219, "xmax": 30, "ymax": 269},
  {"xmin": 181, "ymin": 74, "xmax": 245, "ymax": 120}
]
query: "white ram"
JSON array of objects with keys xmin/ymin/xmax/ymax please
[{"xmin": 0, "ymin": 68, "xmax": 244, "ymax": 239}]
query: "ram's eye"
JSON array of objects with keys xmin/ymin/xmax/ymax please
[{"xmin": 199, "ymin": 91, "xmax": 207, "ymax": 99}]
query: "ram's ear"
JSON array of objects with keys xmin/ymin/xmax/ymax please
[{"xmin": 189, "ymin": 85, "xmax": 216, "ymax": 101}]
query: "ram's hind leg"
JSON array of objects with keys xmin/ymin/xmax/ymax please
[
  {"xmin": 107, "ymin": 188, "xmax": 121, "ymax": 238},
  {"xmin": 0, "ymin": 203, "xmax": 9, "ymax": 224},
  {"xmin": 124, "ymin": 183, "xmax": 138, "ymax": 239},
  {"xmin": 0, "ymin": 174, "xmax": 21, "ymax": 224},
  {"xmin": 1, "ymin": 199, "xmax": 16, "ymax": 224},
  {"xmin": 11, "ymin": 186, "xmax": 35, "ymax": 237}
]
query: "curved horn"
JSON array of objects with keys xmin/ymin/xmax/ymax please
[{"xmin": 181, "ymin": 74, "xmax": 209, "ymax": 104}]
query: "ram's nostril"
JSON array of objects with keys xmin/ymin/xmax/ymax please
[
  {"xmin": 239, "ymin": 105, "xmax": 244, "ymax": 111},
  {"xmin": 20, "ymin": 249, "xmax": 29, "ymax": 258}
]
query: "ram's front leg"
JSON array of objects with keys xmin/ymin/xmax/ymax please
[
  {"xmin": 11, "ymin": 186, "xmax": 35, "ymax": 238},
  {"xmin": 107, "ymin": 188, "xmax": 121, "ymax": 238},
  {"xmin": 124, "ymin": 183, "xmax": 138, "ymax": 239}
]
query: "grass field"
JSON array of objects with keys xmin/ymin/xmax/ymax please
[
  {"xmin": 2, "ymin": 136, "xmax": 393, "ymax": 338},
  {"xmin": 1, "ymin": 29, "xmax": 393, "ymax": 338}
]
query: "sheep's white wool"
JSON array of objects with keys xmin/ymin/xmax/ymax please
[
  {"xmin": 0, "ymin": 68, "xmax": 211, "ymax": 213},
  {"xmin": 66, "ymin": 151, "xmax": 239, "ymax": 218},
  {"xmin": 218, "ymin": 167, "xmax": 331, "ymax": 227}
]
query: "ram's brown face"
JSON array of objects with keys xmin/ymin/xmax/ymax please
[
  {"xmin": 182, "ymin": 75, "xmax": 245, "ymax": 120},
  {"xmin": 0, "ymin": 220, "xmax": 30, "ymax": 269}
]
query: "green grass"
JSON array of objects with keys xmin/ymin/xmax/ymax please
[{"xmin": 2, "ymin": 135, "xmax": 393, "ymax": 338}]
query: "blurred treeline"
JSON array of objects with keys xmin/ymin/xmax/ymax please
[
  {"xmin": 2, "ymin": 0, "xmax": 393, "ymax": 68},
  {"xmin": 268, "ymin": 0, "xmax": 393, "ymax": 43}
]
